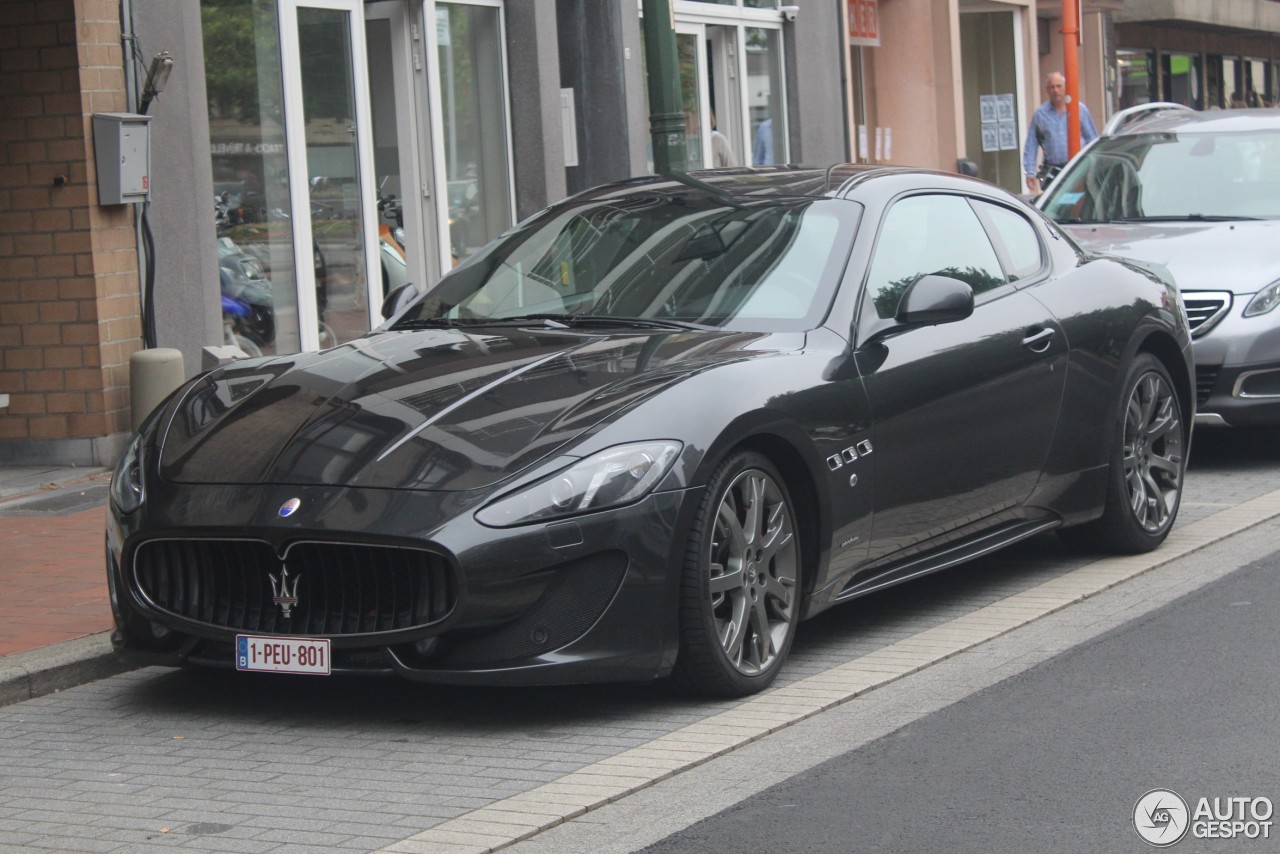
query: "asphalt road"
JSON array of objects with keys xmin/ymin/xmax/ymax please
[{"xmin": 636, "ymin": 537, "xmax": 1280, "ymax": 854}]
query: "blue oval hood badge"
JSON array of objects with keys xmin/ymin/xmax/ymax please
[{"xmin": 278, "ymin": 498, "xmax": 301, "ymax": 518}]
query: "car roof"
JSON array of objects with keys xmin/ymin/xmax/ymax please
[
  {"xmin": 1106, "ymin": 106, "xmax": 1280, "ymax": 137},
  {"xmin": 567, "ymin": 165, "xmax": 1002, "ymax": 206}
]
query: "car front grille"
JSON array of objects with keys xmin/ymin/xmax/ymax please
[
  {"xmin": 133, "ymin": 539, "xmax": 455, "ymax": 636},
  {"xmin": 1183, "ymin": 292, "xmax": 1231, "ymax": 336},
  {"xmin": 1195, "ymin": 365, "xmax": 1221, "ymax": 406}
]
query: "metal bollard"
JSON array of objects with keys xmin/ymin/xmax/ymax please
[{"xmin": 130, "ymin": 348, "xmax": 185, "ymax": 430}]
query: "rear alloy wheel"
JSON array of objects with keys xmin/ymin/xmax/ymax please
[
  {"xmin": 674, "ymin": 452, "xmax": 800, "ymax": 697},
  {"xmin": 1063, "ymin": 353, "xmax": 1185, "ymax": 553},
  {"xmin": 1122, "ymin": 365, "xmax": 1183, "ymax": 534}
]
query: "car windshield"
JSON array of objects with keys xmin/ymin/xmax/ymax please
[
  {"xmin": 393, "ymin": 192, "xmax": 859, "ymax": 332},
  {"xmin": 1040, "ymin": 130, "xmax": 1280, "ymax": 223}
]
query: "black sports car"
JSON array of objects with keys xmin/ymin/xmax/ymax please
[{"xmin": 107, "ymin": 166, "xmax": 1194, "ymax": 697}]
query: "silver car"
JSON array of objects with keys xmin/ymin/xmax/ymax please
[{"xmin": 1039, "ymin": 107, "xmax": 1280, "ymax": 427}]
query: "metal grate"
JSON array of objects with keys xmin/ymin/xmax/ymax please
[
  {"xmin": 1183, "ymin": 292, "xmax": 1231, "ymax": 336},
  {"xmin": 133, "ymin": 539, "xmax": 455, "ymax": 635},
  {"xmin": 1195, "ymin": 365, "xmax": 1221, "ymax": 406}
]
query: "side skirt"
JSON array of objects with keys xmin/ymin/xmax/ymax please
[{"xmin": 830, "ymin": 518, "xmax": 1060, "ymax": 604}]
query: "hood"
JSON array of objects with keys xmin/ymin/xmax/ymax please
[
  {"xmin": 159, "ymin": 326, "xmax": 778, "ymax": 491},
  {"xmin": 1062, "ymin": 219, "xmax": 1280, "ymax": 295}
]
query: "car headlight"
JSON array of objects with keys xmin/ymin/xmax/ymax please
[
  {"xmin": 476, "ymin": 441, "xmax": 682, "ymax": 528},
  {"xmin": 1244, "ymin": 280, "xmax": 1280, "ymax": 317},
  {"xmin": 109, "ymin": 432, "xmax": 145, "ymax": 514}
]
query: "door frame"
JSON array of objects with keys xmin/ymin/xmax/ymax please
[
  {"xmin": 365, "ymin": 0, "xmax": 433, "ymax": 302},
  {"xmin": 675, "ymin": 21, "xmax": 713, "ymax": 169},
  {"xmin": 278, "ymin": 0, "xmax": 381, "ymax": 350},
  {"xmin": 422, "ymin": 0, "xmax": 517, "ymax": 278},
  {"xmin": 672, "ymin": 5, "xmax": 788, "ymax": 169}
]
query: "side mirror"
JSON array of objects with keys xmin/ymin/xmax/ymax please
[
  {"xmin": 895, "ymin": 274, "xmax": 974, "ymax": 326},
  {"xmin": 381, "ymin": 282, "xmax": 419, "ymax": 319}
]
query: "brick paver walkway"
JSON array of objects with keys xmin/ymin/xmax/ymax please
[{"xmin": 0, "ymin": 504, "xmax": 112, "ymax": 656}]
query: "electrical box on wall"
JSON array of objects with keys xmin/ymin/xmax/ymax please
[{"xmin": 92, "ymin": 113, "xmax": 152, "ymax": 205}]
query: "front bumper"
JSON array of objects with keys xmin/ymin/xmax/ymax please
[
  {"xmin": 107, "ymin": 480, "xmax": 698, "ymax": 686},
  {"xmin": 1191, "ymin": 298, "xmax": 1280, "ymax": 427},
  {"xmin": 1194, "ymin": 358, "xmax": 1280, "ymax": 427}
]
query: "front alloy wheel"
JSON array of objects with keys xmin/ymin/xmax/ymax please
[{"xmin": 674, "ymin": 452, "xmax": 799, "ymax": 696}]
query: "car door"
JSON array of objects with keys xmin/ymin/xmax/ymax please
[{"xmin": 854, "ymin": 193, "xmax": 1066, "ymax": 566}]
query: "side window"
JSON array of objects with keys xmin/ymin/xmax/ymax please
[
  {"xmin": 974, "ymin": 200, "xmax": 1045, "ymax": 281},
  {"xmin": 865, "ymin": 195, "xmax": 1006, "ymax": 320}
]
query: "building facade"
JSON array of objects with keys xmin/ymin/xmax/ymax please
[
  {"xmin": 3, "ymin": 0, "xmax": 1279, "ymax": 466},
  {"xmin": 1112, "ymin": 0, "xmax": 1280, "ymax": 109}
]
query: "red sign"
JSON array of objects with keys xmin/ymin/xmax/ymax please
[{"xmin": 848, "ymin": 0, "xmax": 879, "ymax": 47}]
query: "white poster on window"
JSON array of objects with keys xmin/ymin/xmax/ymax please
[
  {"xmin": 996, "ymin": 94, "xmax": 1015, "ymax": 123},
  {"xmin": 981, "ymin": 125, "xmax": 999, "ymax": 153},
  {"xmin": 998, "ymin": 124, "xmax": 1018, "ymax": 151},
  {"xmin": 980, "ymin": 94, "xmax": 998, "ymax": 125}
]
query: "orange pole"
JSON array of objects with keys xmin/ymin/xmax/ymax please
[{"xmin": 1062, "ymin": 0, "xmax": 1082, "ymax": 156}]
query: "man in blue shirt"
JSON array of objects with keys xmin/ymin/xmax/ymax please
[{"xmin": 1023, "ymin": 71, "xmax": 1097, "ymax": 193}]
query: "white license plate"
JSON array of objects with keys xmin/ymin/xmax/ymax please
[{"xmin": 236, "ymin": 635, "xmax": 331, "ymax": 675}]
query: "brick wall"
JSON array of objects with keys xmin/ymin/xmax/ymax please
[{"xmin": 0, "ymin": 0, "xmax": 141, "ymax": 465}]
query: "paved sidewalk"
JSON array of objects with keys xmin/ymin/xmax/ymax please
[{"xmin": 0, "ymin": 465, "xmax": 126, "ymax": 705}]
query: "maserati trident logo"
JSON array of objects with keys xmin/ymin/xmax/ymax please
[
  {"xmin": 278, "ymin": 498, "xmax": 301, "ymax": 518},
  {"xmin": 269, "ymin": 566, "xmax": 300, "ymax": 618}
]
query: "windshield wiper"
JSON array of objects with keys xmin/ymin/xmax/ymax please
[
  {"xmin": 1112, "ymin": 214, "xmax": 1262, "ymax": 222},
  {"xmin": 504, "ymin": 314, "xmax": 713, "ymax": 331},
  {"xmin": 390, "ymin": 317, "xmax": 462, "ymax": 330}
]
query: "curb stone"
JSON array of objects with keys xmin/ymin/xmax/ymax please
[{"xmin": 0, "ymin": 632, "xmax": 132, "ymax": 707}]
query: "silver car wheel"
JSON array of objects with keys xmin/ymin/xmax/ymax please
[
  {"xmin": 706, "ymin": 468, "xmax": 798, "ymax": 677},
  {"xmin": 1123, "ymin": 370, "xmax": 1183, "ymax": 533}
]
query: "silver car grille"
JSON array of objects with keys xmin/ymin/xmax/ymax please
[{"xmin": 1182, "ymin": 291, "xmax": 1232, "ymax": 337}]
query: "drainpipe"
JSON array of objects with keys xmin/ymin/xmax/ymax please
[
  {"xmin": 1062, "ymin": 0, "xmax": 1082, "ymax": 156},
  {"xmin": 118, "ymin": 0, "xmax": 155, "ymax": 349},
  {"xmin": 119, "ymin": 0, "xmax": 140, "ymax": 109},
  {"xmin": 641, "ymin": 0, "xmax": 687, "ymax": 175}
]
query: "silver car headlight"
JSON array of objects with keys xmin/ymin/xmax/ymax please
[
  {"xmin": 1244, "ymin": 280, "xmax": 1280, "ymax": 317},
  {"xmin": 109, "ymin": 432, "xmax": 145, "ymax": 515},
  {"xmin": 476, "ymin": 441, "xmax": 682, "ymax": 528}
]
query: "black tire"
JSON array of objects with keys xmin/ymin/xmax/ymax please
[
  {"xmin": 1060, "ymin": 352, "xmax": 1185, "ymax": 553},
  {"xmin": 672, "ymin": 451, "xmax": 801, "ymax": 697}
]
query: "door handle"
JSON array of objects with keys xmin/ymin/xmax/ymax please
[{"xmin": 1021, "ymin": 327, "xmax": 1055, "ymax": 353}]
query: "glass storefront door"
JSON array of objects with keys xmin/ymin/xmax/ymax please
[
  {"xmin": 676, "ymin": 26, "xmax": 711, "ymax": 169},
  {"xmin": 203, "ymin": 0, "xmax": 512, "ymax": 351},
  {"xmin": 280, "ymin": 0, "xmax": 379, "ymax": 350},
  {"xmin": 1244, "ymin": 58, "xmax": 1267, "ymax": 107},
  {"xmin": 426, "ymin": 0, "xmax": 514, "ymax": 272},
  {"xmin": 959, "ymin": 10, "xmax": 1023, "ymax": 194},
  {"xmin": 670, "ymin": 9, "xmax": 787, "ymax": 171},
  {"xmin": 365, "ymin": 2, "xmax": 429, "ymax": 300},
  {"xmin": 1117, "ymin": 49, "xmax": 1154, "ymax": 109},
  {"xmin": 746, "ymin": 26, "xmax": 784, "ymax": 165},
  {"xmin": 203, "ymin": 0, "xmax": 301, "ymax": 357},
  {"xmin": 1161, "ymin": 52, "xmax": 1200, "ymax": 108}
]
